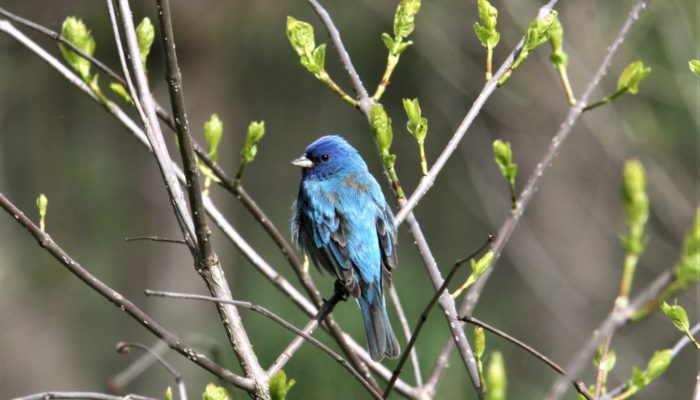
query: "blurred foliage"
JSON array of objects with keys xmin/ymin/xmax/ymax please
[{"xmin": 0, "ymin": 1, "xmax": 697, "ymax": 399}]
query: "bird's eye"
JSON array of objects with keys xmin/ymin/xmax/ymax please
[{"xmin": 320, "ymin": 154, "xmax": 330, "ymax": 162}]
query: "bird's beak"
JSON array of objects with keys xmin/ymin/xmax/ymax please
[{"xmin": 291, "ymin": 155, "xmax": 314, "ymax": 168}]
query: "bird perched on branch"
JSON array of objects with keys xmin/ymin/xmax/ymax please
[{"xmin": 291, "ymin": 135, "xmax": 400, "ymax": 361}]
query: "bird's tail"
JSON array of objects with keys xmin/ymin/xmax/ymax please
[{"xmin": 358, "ymin": 285, "xmax": 400, "ymax": 361}]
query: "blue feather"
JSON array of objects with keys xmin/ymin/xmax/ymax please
[{"xmin": 292, "ymin": 135, "xmax": 400, "ymax": 360}]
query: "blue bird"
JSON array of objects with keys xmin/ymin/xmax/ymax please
[{"xmin": 291, "ymin": 135, "xmax": 400, "ymax": 361}]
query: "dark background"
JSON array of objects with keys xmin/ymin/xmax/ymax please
[{"xmin": 0, "ymin": 0, "xmax": 697, "ymax": 398}]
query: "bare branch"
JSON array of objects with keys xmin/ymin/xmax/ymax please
[
  {"xmin": 383, "ymin": 236, "xmax": 492, "ymax": 399},
  {"xmin": 547, "ymin": 268, "xmax": 672, "ymax": 400},
  {"xmin": 11, "ymin": 392, "xmax": 156, "ymax": 400},
  {"xmin": 459, "ymin": 315, "xmax": 594, "ymax": 400},
  {"xmin": 108, "ymin": 341, "xmax": 169, "ymax": 393},
  {"xmin": 124, "ymin": 236, "xmax": 187, "ymax": 244},
  {"xmin": 116, "ymin": 342, "xmax": 187, "ymax": 400},
  {"xmin": 388, "ymin": 285, "xmax": 423, "ymax": 387},
  {"xmin": 0, "ymin": 192, "xmax": 253, "ymax": 390},
  {"xmin": 145, "ymin": 290, "xmax": 383, "ymax": 400}
]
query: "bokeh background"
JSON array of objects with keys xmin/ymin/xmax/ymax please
[{"xmin": 0, "ymin": 0, "xmax": 697, "ymax": 398}]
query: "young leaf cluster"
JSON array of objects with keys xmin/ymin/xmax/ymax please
[
  {"xmin": 236, "ymin": 121, "xmax": 266, "ymax": 183},
  {"xmin": 498, "ymin": 11, "xmax": 558, "ymax": 86},
  {"xmin": 486, "ymin": 351, "xmax": 507, "ymax": 400},
  {"xmin": 402, "ymin": 98, "xmax": 429, "ymax": 175},
  {"xmin": 452, "ymin": 250, "xmax": 494, "ymax": 298},
  {"xmin": 493, "ymin": 140, "xmax": 518, "ymax": 208},
  {"xmin": 619, "ymin": 350, "xmax": 672, "ymax": 399},
  {"xmin": 199, "ymin": 114, "xmax": 224, "ymax": 195},
  {"xmin": 473, "ymin": 0, "xmax": 500, "ymax": 80},
  {"xmin": 270, "ymin": 370, "xmax": 296, "ymax": 400},
  {"xmin": 660, "ymin": 301, "xmax": 700, "ymax": 349}
]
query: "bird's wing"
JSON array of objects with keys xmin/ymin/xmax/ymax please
[
  {"xmin": 295, "ymin": 189, "xmax": 360, "ymax": 297},
  {"xmin": 376, "ymin": 203, "xmax": 398, "ymax": 288}
]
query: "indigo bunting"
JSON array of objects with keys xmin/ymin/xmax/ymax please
[{"xmin": 291, "ymin": 135, "xmax": 400, "ymax": 361}]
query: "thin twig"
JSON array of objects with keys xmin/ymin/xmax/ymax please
[
  {"xmin": 11, "ymin": 392, "xmax": 157, "ymax": 400},
  {"xmin": 267, "ymin": 286, "xmax": 345, "ymax": 376},
  {"xmin": 389, "ymin": 285, "xmax": 423, "ymax": 387},
  {"xmin": 108, "ymin": 340, "xmax": 169, "ymax": 393},
  {"xmin": 459, "ymin": 315, "xmax": 594, "ymax": 400},
  {"xmin": 145, "ymin": 290, "xmax": 383, "ymax": 400},
  {"xmin": 0, "ymin": 18, "xmax": 407, "ymax": 397},
  {"xmin": 383, "ymin": 236, "xmax": 492, "ymax": 399},
  {"xmin": 124, "ymin": 236, "xmax": 187, "ymax": 244},
  {"xmin": 106, "ymin": 0, "xmax": 196, "ymax": 251},
  {"xmin": 601, "ymin": 322, "xmax": 700, "ymax": 400},
  {"xmin": 0, "ymin": 192, "xmax": 253, "ymax": 390},
  {"xmin": 116, "ymin": 342, "xmax": 187, "ymax": 400},
  {"xmin": 547, "ymin": 268, "xmax": 672, "ymax": 400}
]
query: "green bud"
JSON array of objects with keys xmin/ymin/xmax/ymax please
[
  {"xmin": 241, "ymin": 121, "xmax": 265, "ymax": 164},
  {"xmin": 548, "ymin": 16, "xmax": 568, "ymax": 67},
  {"xmin": 36, "ymin": 193, "xmax": 48, "ymax": 232},
  {"xmin": 617, "ymin": 61, "xmax": 652, "ymax": 94},
  {"xmin": 493, "ymin": 140, "xmax": 517, "ymax": 181},
  {"xmin": 109, "ymin": 82, "xmax": 134, "ymax": 105},
  {"xmin": 661, "ymin": 301, "xmax": 690, "ymax": 333},
  {"xmin": 136, "ymin": 18, "xmax": 155, "ymax": 69},
  {"xmin": 370, "ymin": 104, "xmax": 393, "ymax": 156},
  {"xmin": 165, "ymin": 387, "xmax": 173, "ymax": 400},
  {"xmin": 675, "ymin": 206, "xmax": 700, "ymax": 285},
  {"xmin": 622, "ymin": 160, "xmax": 649, "ymax": 249},
  {"xmin": 486, "ymin": 351, "xmax": 507, "ymax": 400},
  {"xmin": 474, "ymin": 326, "xmax": 486, "ymax": 358},
  {"xmin": 594, "ymin": 350, "xmax": 616, "ymax": 373},
  {"xmin": 204, "ymin": 114, "xmax": 223, "ymax": 162},
  {"xmin": 270, "ymin": 370, "xmax": 296, "ymax": 400},
  {"xmin": 59, "ymin": 17, "xmax": 96, "ymax": 82},
  {"xmin": 287, "ymin": 17, "xmax": 315, "ymax": 57},
  {"xmin": 202, "ymin": 383, "xmax": 230, "ymax": 400},
  {"xmin": 645, "ymin": 349, "xmax": 672, "ymax": 381},
  {"xmin": 402, "ymin": 98, "xmax": 428, "ymax": 142},
  {"xmin": 690, "ymin": 59, "xmax": 700, "ymax": 77},
  {"xmin": 474, "ymin": 0, "xmax": 500, "ymax": 49},
  {"xmin": 394, "ymin": 0, "xmax": 422, "ymax": 39},
  {"xmin": 524, "ymin": 11, "xmax": 557, "ymax": 52}
]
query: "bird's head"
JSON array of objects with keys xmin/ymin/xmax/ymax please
[{"xmin": 292, "ymin": 135, "xmax": 366, "ymax": 180}]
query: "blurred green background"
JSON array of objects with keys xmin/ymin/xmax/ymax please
[{"xmin": 0, "ymin": 0, "xmax": 697, "ymax": 398}]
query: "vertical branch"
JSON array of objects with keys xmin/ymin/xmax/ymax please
[{"xmin": 388, "ymin": 286, "xmax": 423, "ymax": 387}]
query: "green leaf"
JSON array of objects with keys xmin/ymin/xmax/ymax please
[
  {"xmin": 109, "ymin": 82, "xmax": 134, "ymax": 105},
  {"xmin": 311, "ymin": 44, "xmax": 326, "ymax": 73},
  {"xmin": 402, "ymin": 98, "xmax": 428, "ymax": 142},
  {"xmin": 690, "ymin": 59, "xmax": 700, "ymax": 77},
  {"xmin": 548, "ymin": 16, "xmax": 568, "ymax": 67},
  {"xmin": 486, "ymin": 351, "xmax": 507, "ymax": 400},
  {"xmin": 59, "ymin": 16, "xmax": 96, "ymax": 82},
  {"xmin": 646, "ymin": 349, "xmax": 672, "ymax": 380},
  {"xmin": 394, "ymin": 0, "xmax": 422, "ymax": 39},
  {"xmin": 241, "ymin": 121, "xmax": 265, "ymax": 164},
  {"xmin": 204, "ymin": 114, "xmax": 223, "ymax": 162},
  {"xmin": 36, "ymin": 193, "xmax": 48, "ymax": 232},
  {"xmin": 474, "ymin": 326, "xmax": 486, "ymax": 358},
  {"xmin": 286, "ymin": 17, "xmax": 315, "ymax": 57},
  {"xmin": 370, "ymin": 104, "xmax": 393, "ymax": 156},
  {"xmin": 524, "ymin": 11, "xmax": 557, "ymax": 52},
  {"xmin": 202, "ymin": 383, "xmax": 231, "ymax": 400},
  {"xmin": 493, "ymin": 140, "xmax": 517, "ymax": 182},
  {"xmin": 270, "ymin": 370, "xmax": 296, "ymax": 400},
  {"xmin": 165, "ymin": 387, "xmax": 173, "ymax": 400},
  {"xmin": 594, "ymin": 350, "xmax": 617, "ymax": 373},
  {"xmin": 661, "ymin": 301, "xmax": 690, "ymax": 333},
  {"xmin": 136, "ymin": 18, "xmax": 155, "ymax": 69},
  {"xmin": 617, "ymin": 61, "xmax": 652, "ymax": 94},
  {"xmin": 381, "ymin": 33, "xmax": 395, "ymax": 51},
  {"xmin": 474, "ymin": 0, "xmax": 500, "ymax": 49}
]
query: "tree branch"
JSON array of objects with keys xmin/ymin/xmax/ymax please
[
  {"xmin": 0, "ymin": 192, "xmax": 253, "ymax": 390},
  {"xmin": 547, "ymin": 268, "xmax": 672, "ymax": 400},
  {"xmin": 145, "ymin": 290, "xmax": 383, "ymax": 400},
  {"xmin": 11, "ymin": 393, "xmax": 156, "ymax": 400},
  {"xmin": 459, "ymin": 315, "xmax": 594, "ymax": 400},
  {"xmin": 116, "ymin": 342, "xmax": 187, "ymax": 400}
]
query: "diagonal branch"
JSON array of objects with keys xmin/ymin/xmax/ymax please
[
  {"xmin": 459, "ymin": 315, "xmax": 594, "ymax": 400},
  {"xmin": 547, "ymin": 268, "xmax": 672, "ymax": 400},
  {"xmin": 11, "ymin": 392, "xmax": 157, "ymax": 400},
  {"xmin": 0, "ymin": 192, "xmax": 253, "ymax": 390}
]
